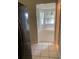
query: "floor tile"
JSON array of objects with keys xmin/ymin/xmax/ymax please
[
  {"xmin": 32, "ymin": 49, "xmax": 41, "ymax": 56},
  {"xmin": 40, "ymin": 49, "xmax": 49, "ymax": 57},
  {"xmin": 49, "ymin": 52, "xmax": 58, "ymax": 57},
  {"xmin": 32, "ymin": 56, "xmax": 39, "ymax": 59},
  {"xmin": 40, "ymin": 57, "xmax": 49, "ymax": 59},
  {"xmin": 49, "ymin": 57, "xmax": 59, "ymax": 59}
]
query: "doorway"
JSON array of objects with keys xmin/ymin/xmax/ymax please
[{"xmin": 31, "ymin": 3, "xmax": 59, "ymax": 59}]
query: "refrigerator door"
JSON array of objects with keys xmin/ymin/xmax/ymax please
[{"xmin": 18, "ymin": 3, "xmax": 32, "ymax": 59}]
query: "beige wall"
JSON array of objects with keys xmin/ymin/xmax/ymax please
[{"xmin": 18, "ymin": 0, "xmax": 55, "ymax": 44}]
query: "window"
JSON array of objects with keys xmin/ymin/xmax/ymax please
[{"xmin": 39, "ymin": 9, "xmax": 55, "ymax": 25}]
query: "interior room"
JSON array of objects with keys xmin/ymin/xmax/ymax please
[{"xmin": 18, "ymin": 0, "xmax": 61, "ymax": 59}]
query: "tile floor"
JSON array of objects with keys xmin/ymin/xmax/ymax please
[
  {"xmin": 31, "ymin": 42, "xmax": 59, "ymax": 59},
  {"xmin": 31, "ymin": 27, "xmax": 59, "ymax": 59}
]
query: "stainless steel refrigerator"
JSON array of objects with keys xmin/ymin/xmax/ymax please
[{"xmin": 18, "ymin": 2, "xmax": 32, "ymax": 59}]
